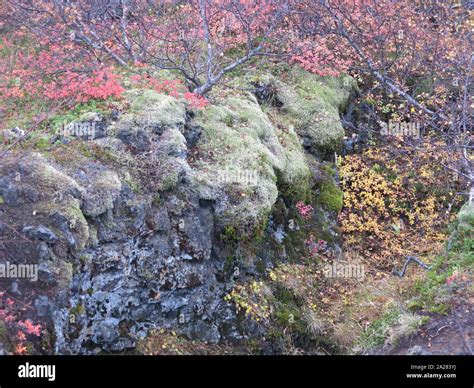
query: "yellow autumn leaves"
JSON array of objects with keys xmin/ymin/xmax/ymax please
[{"xmin": 339, "ymin": 142, "xmax": 460, "ymax": 268}]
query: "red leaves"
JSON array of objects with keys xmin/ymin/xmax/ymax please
[
  {"xmin": 0, "ymin": 294, "xmax": 43, "ymax": 355},
  {"xmin": 18, "ymin": 319, "xmax": 42, "ymax": 337},
  {"xmin": 296, "ymin": 201, "xmax": 314, "ymax": 220},
  {"xmin": 0, "ymin": 31, "xmax": 125, "ymax": 106},
  {"xmin": 131, "ymin": 74, "xmax": 182, "ymax": 97},
  {"xmin": 15, "ymin": 343, "xmax": 28, "ymax": 355},
  {"xmin": 291, "ymin": 36, "xmax": 353, "ymax": 77},
  {"xmin": 305, "ymin": 234, "xmax": 328, "ymax": 257},
  {"xmin": 17, "ymin": 330, "xmax": 27, "ymax": 341},
  {"xmin": 183, "ymin": 92, "xmax": 208, "ymax": 109},
  {"xmin": 44, "ymin": 68, "xmax": 124, "ymax": 103}
]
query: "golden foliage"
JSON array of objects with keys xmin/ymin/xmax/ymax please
[{"xmin": 339, "ymin": 140, "xmax": 462, "ymax": 269}]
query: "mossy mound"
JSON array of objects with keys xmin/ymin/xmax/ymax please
[
  {"xmin": 0, "ymin": 152, "xmax": 91, "ymax": 291},
  {"xmin": 17, "ymin": 153, "xmax": 91, "ymax": 251},
  {"xmin": 109, "ymin": 89, "xmax": 187, "ymax": 139},
  {"xmin": 104, "ymin": 89, "xmax": 190, "ymax": 192},
  {"xmin": 127, "ymin": 90, "xmax": 186, "ymax": 125},
  {"xmin": 318, "ymin": 181, "xmax": 344, "ymax": 213},
  {"xmin": 242, "ymin": 67, "xmax": 357, "ymax": 157},
  {"xmin": 81, "ymin": 171, "xmax": 122, "ymax": 217},
  {"xmin": 191, "ymin": 93, "xmax": 311, "ymax": 234}
]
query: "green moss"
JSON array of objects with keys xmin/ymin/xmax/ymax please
[
  {"xmin": 32, "ymin": 154, "xmax": 80, "ymax": 190},
  {"xmin": 222, "ymin": 113, "xmax": 235, "ymax": 127},
  {"xmin": 318, "ymin": 181, "xmax": 343, "ymax": 213},
  {"xmin": 192, "ymin": 92, "xmax": 315, "ymax": 236},
  {"xmin": 195, "ymin": 66, "xmax": 355, "ymax": 230},
  {"xmin": 276, "ymin": 126, "xmax": 312, "ymax": 188},
  {"xmin": 81, "ymin": 171, "xmax": 122, "ymax": 217},
  {"xmin": 18, "ymin": 154, "xmax": 90, "ymax": 251},
  {"xmin": 289, "ymin": 67, "xmax": 357, "ymax": 111},
  {"xmin": 322, "ymin": 164, "xmax": 337, "ymax": 178},
  {"xmin": 153, "ymin": 194, "xmax": 162, "ymax": 206},
  {"xmin": 34, "ymin": 135, "xmax": 53, "ymax": 150},
  {"xmin": 252, "ymin": 214, "xmax": 270, "ymax": 243},
  {"xmin": 76, "ymin": 142, "xmax": 94, "ymax": 158},
  {"xmin": 408, "ymin": 205, "xmax": 474, "ymax": 314},
  {"xmin": 123, "ymin": 172, "xmax": 142, "ymax": 194},
  {"xmin": 60, "ymin": 198, "xmax": 90, "ymax": 251},
  {"xmin": 274, "ymin": 286, "xmax": 295, "ymax": 305},
  {"xmin": 48, "ymin": 100, "xmax": 109, "ymax": 132},
  {"xmin": 275, "ymin": 305, "xmax": 301, "ymax": 326},
  {"xmin": 124, "ymin": 89, "xmax": 186, "ymax": 128},
  {"xmin": 193, "ymin": 95, "xmax": 283, "ymax": 234},
  {"xmin": 278, "ymin": 174, "xmax": 312, "ymax": 204},
  {"xmin": 283, "ymin": 227, "xmax": 309, "ymax": 261},
  {"xmin": 220, "ymin": 226, "xmax": 240, "ymax": 246},
  {"xmin": 0, "ymin": 321, "xmax": 7, "ymax": 340},
  {"xmin": 223, "ymin": 255, "xmax": 238, "ymax": 275},
  {"xmin": 160, "ymin": 171, "xmax": 179, "ymax": 192},
  {"xmin": 255, "ymin": 259, "xmax": 266, "ymax": 275},
  {"xmin": 233, "ymin": 67, "xmax": 357, "ymax": 157},
  {"xmin": 70, "ymin": 304, "xmax": 85, "ymax": 316}
]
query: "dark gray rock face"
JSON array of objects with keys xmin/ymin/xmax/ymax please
[
  {"xmin": 57, "ymin": 185, "xmax": 239, "ymax": 354},
  {"xmin": 0, "ymin": 175, "xmax": 20, "ymax": 206},
  {"xmin": 22, "ymin": 225, "xmax": 59, "ymax": 244},
  {"xmin": 0, "ymin": 109, "xmax": 261, "ymax": 354}
]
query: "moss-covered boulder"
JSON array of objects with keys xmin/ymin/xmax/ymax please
[
  {"xmin": 8, "ymin": 153, "xmax": 91, "ymax": 252},
  {"xmin": 81, "ymin": 171, "xmax": 122, "ymax": 217},
  {"xmin": 119, "ymin": 89, "xmax": 187, "ymax": 131},
  {"xmin": 247, "ymin": 67, "xmax": 357, "ymax": 157},
  {"xmin": 108, "ymin": 89, "xmax": 187, "ymax": 153},
  {"xmin": 190, "ymin": 93, "xmax": 311, "ymax": 234}
]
